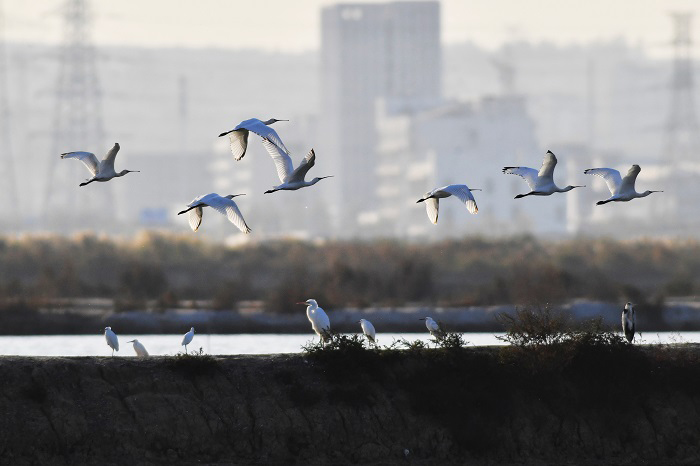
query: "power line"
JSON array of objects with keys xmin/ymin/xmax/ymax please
[{"xmin": 42, "ymin": 0, "xmax": 111, "ymax": 231}]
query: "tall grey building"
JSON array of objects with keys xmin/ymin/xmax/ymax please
[{"xmin": 320, "ymin": 2, "xmax": 441, "ymax": 236}]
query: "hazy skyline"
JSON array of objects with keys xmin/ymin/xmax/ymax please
[{"xmin": 3, "ymin": 0, "xmax": 698, "ymax": 55}]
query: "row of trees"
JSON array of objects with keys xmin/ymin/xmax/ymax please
[{"xmin": 0, "ymin": 232, "xmax": 696, "ymax": 312}]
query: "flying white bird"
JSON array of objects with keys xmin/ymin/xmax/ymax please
[
  {"xmin": 358, "ymin": 318, "xmax": 377, "ymax": 344},
  {"xmin": 622, "ymin": 302, "xmax": 636, "ymax": 343},
  {"xmin": 503, "ymin": 150, "xmax": 584, "ymax": 198},
  {"xmin": 416, "ymin": 184, "xmax": 480, "ymax": 224},
  {"xmin": 298, "ymin": 299, "xmax": 331, "ymax": 343},
  {"xmin": 218, "ymin": 118, "xmax": 289, "ymax": 161},
  {"xmin": 178, "ymin": 193, "xmax": 251, "ymax": 234},
  {"xmin": 583, "ymin": 164, "xmax": 662, "ymax": 205},
  {"xmin": 126, "ymin": 339, "xmax": 149, "ymax": 357},
  {"xmin": 104, "ymin": 327, "xmax": 119, "ymax": 356},
  {"xmin": 182, "ymin": 327, "xmax": 195, "ymax": 354},
  {"xmin": 419, "ymin": 317, "xmax": 440, "ymax": 336},
  {"xmin": 61, "ymin": 143, "xmax": 139, "ymax": 187},
  {"xmin": 261, "ymin": 139, "xmax": 333, "ymax": 193}
]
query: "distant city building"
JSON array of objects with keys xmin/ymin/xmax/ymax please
[
  {"xmin": 370, "ymin": 96, "xmax": 562, "ymax": 237},
  {"xmin": 320, "ymin": 1, "xmax": 441, "ymax": 236}
]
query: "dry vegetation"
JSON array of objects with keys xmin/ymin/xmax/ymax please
[{"xmin": 0, "ymin": 232, "xmax": 696, "ymax": 313}]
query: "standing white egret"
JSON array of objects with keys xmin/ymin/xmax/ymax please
[
  {"xmin": 261, "ymin": 139, "xmax": 333, "ymax": 193},
  {"xmin": 502, "ymin": 150, "xmax": 584, "ymax": 198},
  {"xmin": 218, "ymin": 118, "xmax": 289, "ymax": 161},
  {"xmin": 583, "ymin": 164, "xmax": 662, "ymax": 205},
  {"xmin": 126, "ymin": 339, "xmax": 149, "ymax": 357},
  {"xmin": 298, "ymin": 299, "xmax": 331, "ymax": 343},
  {"xmin": 622, "ymin": 302, "xmax": 636, "ymax": 343},
  {"xmin": 416, "ymin": 184, "xmax": 480, "ymax": 224},
  {"xmin": 182, "ymin": 327, "xmax": 195, "ymax": 354},
  {"xmin": 104, "ymin": 327, "xmax": 119, "ymax": 356},
  {"xmin": 178, "ymin": 193, "xmax": 251, "ymax": 234},
  {"xmin": 61, "ymin": 143, "xmax": 139, "ymax": 187},
  {"xmin": 419, "ymin": 317, "xmax": 440, "ymax": 336},
  {"xmin": 358, "ymin": 318, "xmax": 377, "ymax": 344}
]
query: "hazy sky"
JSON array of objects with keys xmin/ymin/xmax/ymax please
[{"xmin": 3, "ymin": 0, "xmax": 699, "ymax": 53}]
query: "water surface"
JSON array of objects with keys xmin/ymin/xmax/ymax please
[{"xmin": 0, "ymin": 332, "xmax": 695, "ymax": 357}]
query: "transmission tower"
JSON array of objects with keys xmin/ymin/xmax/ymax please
[
  {"xmin": 0, "ymin": 0, "xmax": 19, "ymax": 229},
  {"xmin": 43, "ymin": 0, "xmax": 111, "ymax": 231},
  {"xmin": 666, "ymin": 12, "xmax": 699, "ymax": 168}
]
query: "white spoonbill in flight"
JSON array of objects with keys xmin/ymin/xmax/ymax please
[
  {"xmin": 127, "ymin": 339, "xmax": 149, "ymax": 357},
  {"xmin": 104, "ymin": 327, "xmax": 119, "ymax": 356},
  {"xmin": 178, "ymin": 193, "xmax": 251, "ymax": 234},
  {"xmin": 419, "ymin": 317, "xmax": 440, "ymax": 337},
  {"xmin": 298, "ymin": 299, "xmax": 331, "ymax": 343},
  {"xmin": 502, "ymin": 150, "xmax": 584, "ymax": 199},
  {"xmin": 61, "ymin": 143, "xmax": 139, "ymax": 187},
  {"xmin": 218, "ymin": 118, "xmax": 289, "ymax": 161},
  {"xmin": 261, "ymin": 139, "xmax": 333, "ymax": 194},
  {"xmin": 416, "ymin": 184, "xmax": 480, "ymax": 224},
  {"xmin": 583, "ymin": 164, "xmax": 662, "ymax": 205},
  {"xmin": 622, "ymin": 302, "xmax": 636, "ymax": 343},
  {"xmin": 182, "ymin": 327, "xmax": 195, "ymax": 354},
  {"xmin": 358, "ymin": 318, "xmax": 377, "ymax": 344}
]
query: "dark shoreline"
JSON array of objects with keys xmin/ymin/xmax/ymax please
[
  {"xmin": 2, "ymin": 345, "xmax": 700, "ymax": 464},
  {"xmin": 2, "ymin": 299, "xmax": 700, "ymax": 335}
]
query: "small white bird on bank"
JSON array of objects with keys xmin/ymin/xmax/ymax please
[
  {"xmin": 416, "ymin": 184, "xmax": 480, "ymax": 224},
  {"xmin": 622, "ymin": 302, "xmax": 636, "ymax": 343},
  {"xmin": 583, "ymin": 164, "xmax": 662, "ymax": 205},
  {"xmin": 262, "ymin": 139, "xmax": 333, "ymax": 194},
  {"xmin": 61, "ymin": 143, "xmax": 139, "ymax": 187},
  {"xmin": 358, "ymin": 318, "xmax": 377, "ymax": 344},
  {"xmin": 182, "ymin": 327, "xmax": 195, "ymax": 353},
  {"xmin": 104, "ymin": 327, "xmax": 119, "ymax": 356},
  {"xmin": 178, "ymin": 193, "xmax": 251, "ymax": 234},
  {"xmin": 298, "ymin": 299, "xmax": 331, "ymax": 343},
  {"xmin": 419, "ymin": 317, "xmax": 440, "ymax": 336},
  {"xmin": 126, "ymin": 339, "xmax": 149, "ymax": 357},
  {"xmin": 503, "ymin": 150, "xmax": 584, "ymax": 199},
  {"xmin": 218, "ymin": 117, "xmax": 289, "ymax": 161}
]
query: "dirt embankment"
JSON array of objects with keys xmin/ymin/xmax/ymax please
[{"xmin": 1, "ymin": 345, "xmax": 700, "ymax": 465}]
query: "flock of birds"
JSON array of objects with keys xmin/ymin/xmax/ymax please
[
  {"xmin": 61, "ymin": 117, "xmax": 648, "ymax": 355},
  {"xmin": 103, "ymin": 300, "xmax": 636, "ymax": 356},
  {"xmin": 103, "ymin": 326, "xmax": 195, "ymax": 357},
  {"xmin": 61, "ymin": 120, "xmax": 663, "ymax": 232}
]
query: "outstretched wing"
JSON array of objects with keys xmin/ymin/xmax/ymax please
[
  {"xmin": 425, "ymin": 198, "xmax": 439, "ymax": 224},
  {"xmin": 237, "ymin": 118, "xmax": 290, "ymax": 156},
  {"xmin": 287, "ymin": 148, "xmax": 316, "ymax": 183},
  {"xmin": 207, "ymin": 196, "xmax": 251, "ymax": 234},
  {"xmin": 583, "ymin": 168, "xmax": 622, "ymax": 195},
  {"xmin": 620, "ymin": 165, "xmax": 641, "ymax": 193},
  {"xmin": 61, "ymin": 151, "xmax": 99, "ymax": 176},
  {"xmin": 262, "ymin": 138, "xmax": 294, "ymax": 183},
  {"xmin": 442, "ymin": 184, "xmax": 478, "ymax": 214},
  {"xmin": 538, "ymin": 151, "xmax": 557, "ymax": 181},
  {"xmin": 502, "ymin": 166, "xmax": 538, "ymax": 190},
  {"xmin": 225, "ymin": 129, "xmax": 249, "ymax": 161},
  {"xmin": 100, "ymin": 143, "xmax": 120, "ymax": 169},
  {"xmin": 188, "ymin": 207, "xmax": 203, "ymax": 232}
]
